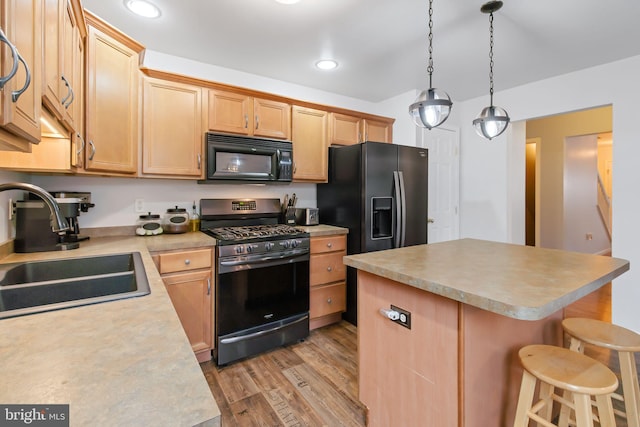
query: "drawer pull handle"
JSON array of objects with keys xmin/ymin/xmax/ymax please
[
  {"xmin": 327, "ymin": 243, "xmax": 333, "ymax": 248},
  {"xmin": 327, "ymin": 298, "xmax": 332, "ymax": 304},
  {"xmin": 184, "ymin": 259, "xmax": 191, "ymax": 265},
  {"xmin": 327, "ymin": 266, "xmax": 332, "ymax": 272}
]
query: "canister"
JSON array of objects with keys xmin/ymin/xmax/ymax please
[{"xmin": 163, "ymin": 206, "xmax": 189, "ymax": 234}]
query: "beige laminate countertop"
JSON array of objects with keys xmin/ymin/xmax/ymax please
[
  {"xmin": 343, "ymin": 238, "xmax": 630, "ymax": 321},
  {"xmin": 298, "ymin": 224, "xmax": 348, "ymax": 237},
  {"xmin": 0, "ymin": 234, "xmax": 220, "ymax": 426}
]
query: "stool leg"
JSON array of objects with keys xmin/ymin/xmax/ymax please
[
  {"xmin": 568, "ymin": 336, "xmax": 585, "ymax": 353},
  {"xmin": 557, "ymin": 390, "xmax": 573, "ymax": 427},
  {"xmin": 619, "ymin": 351, "xmax": 640, "ymax": 427},
  {"xmin": 514, "ymin": 370, "xmax": 537, "ymax": 427},
  {"xmin": 538, "ymin": 382, "xmax": 555, "ymax": 423},
  {"xmin": 595, "ymin": 394, "xmax": 616, "ymax": 427},
  {"xmin": 574, "ymin": 393, "xmax": 595, "ymax": 427}
]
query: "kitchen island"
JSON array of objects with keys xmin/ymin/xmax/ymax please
[
  {"xmin": 343, "ymin": 238, "xmax": 630, "ymax": 427},
  {"xmin": 0, "ymin": 235, "xmax": 220, "ymax": 426}
]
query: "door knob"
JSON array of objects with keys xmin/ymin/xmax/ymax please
[{"xmin": 427, "ymin": 218, "xmax": 435, "ymax": 223}]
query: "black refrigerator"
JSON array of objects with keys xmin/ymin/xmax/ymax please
[{"xmin": 317, "ymin": 141, "xmax": 428, "ymax": 325}]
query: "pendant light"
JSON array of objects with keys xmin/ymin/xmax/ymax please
[
  {"xmin": 473, "ymin": 1, "xmax": 510, "ymax": 140},
  {"xmin": 409, "ymin": 0, "xmax": 452, "ymax": 129}
]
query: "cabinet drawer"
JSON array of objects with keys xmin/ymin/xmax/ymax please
[
  {"xmin": 310, "ymin": 251, "xmax": 346, "ymax": 286},
  {"xmin": 157, "ymin": 248, "xmax": 212, "ymax": 274},
  {"xmin": 310, "ymin": 282, "xmax": 346, "ymax": 318},
  {"xmin": 310, "ymin": 235, "xmax": 346, "ymax": 254}
]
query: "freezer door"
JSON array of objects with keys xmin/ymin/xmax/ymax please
[
  {"xmin": 363, "ymin": 142, "xmax": 399, "ymax": 252},
  {"xmin": 398, "ymin": 145, "xmax": 429, "ymax": 246}
]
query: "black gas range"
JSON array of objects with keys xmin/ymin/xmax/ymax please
[{"xmin": 200, "ymin": 198, "xmax": 310, "ymax": 365}]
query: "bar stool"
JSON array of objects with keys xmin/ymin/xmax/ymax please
[
  {"xmin": 514, "ymin": 344, "xmax": 618, "ymax": 427},
  {"xmin": 563, "ymin": 317, "xmax": 640, "ymax": 427}
]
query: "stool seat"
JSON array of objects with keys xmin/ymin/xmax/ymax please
[
  {"xmin": 514, "ymin": 344, "xmax": 618, "ymax": 427},
  {"xmin": 520, "ymin": 344, "xmax": 619, "ymax": 396},
  {"xmin": 563, "ymin": 317, "xmax": 640, "ymax": 352}
]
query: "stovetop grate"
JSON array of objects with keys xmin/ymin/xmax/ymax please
[{"xmin": 203, "ymin": 224, "xmax": 305, "ymax": 241}]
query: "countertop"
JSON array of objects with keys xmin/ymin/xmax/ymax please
[
  {"xmin": 343, "ymin": 238, "xmax": 630, "ymax": 320},
  {"xmin": 297, "ymin": 224, "xmax": 349, "ymax": 237},
  {"xmin": 0, "ymin": 234, "xmax": 220, "ymax": 426}
]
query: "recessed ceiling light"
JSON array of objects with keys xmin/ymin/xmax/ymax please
[
  {"xmin": 124, "ymin": 0, "xmax": 161, "ymax": 18},
  {"xmin": 275, "ymin": 0, "xmax": 301, "ymax": 4},
  {"xmin": 316, "ymin": 59, "xmax": 338, "ymax": 70}
]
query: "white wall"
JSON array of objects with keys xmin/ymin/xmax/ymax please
[
  {"xmin": 0, "ymin": 170, "xmax": 29, "ymax": 242},
  {"xmin": 449, "ymin": 55, "xmax": 640, "ymax": 332}
]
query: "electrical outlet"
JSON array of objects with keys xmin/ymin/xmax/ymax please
[
  {"xmin": 134, "ymin": 198, "xmax": 145, "ymax": 213},
  {"xmin": 391, "ymin": 305, "xmax": 411, "ymax": 329}
]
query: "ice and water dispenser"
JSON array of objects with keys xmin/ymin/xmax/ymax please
[{"xmin": 371, "ymin": 197, "xmax": 393, "ymax": 239}]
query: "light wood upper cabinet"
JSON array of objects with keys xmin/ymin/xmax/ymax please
[
  {"xmin": 0, "ymin": 0, "xmax": 42, "ymax": 151},
  {"xmin": 84, "ymin": 13, "xmax": 141, "ymax": 174},
  {"xmin": 253, "ymin": 97, "xmax": 290, "ymax": 140},
  {"xmin": 291, "ymin": 106, "xmax": 329, "ymax": 182},
  {"xmin": 42, "ymin": 0, "xmax": 82, "ymax": 131},
  {"xmin": 363, "ymin": 118, "xmax": 392, "ymax": 143},
  {"xmin": 142, "ymin": 76, "xmax": 205, "ymax": 178},
  {"xmin": 329, "ymin": 112, "xmax": 361, "ymax": 146},
  {"xmin": 208, "ymin": 89, "xmax": 291, "ymax": 140},
  {"xmin": 329, "ymin": 113, "xmax": 393, "ymax": 146}
]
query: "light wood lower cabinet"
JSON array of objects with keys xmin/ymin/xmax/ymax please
[
  {"xmin": 309, "ymin": 235, "xmax": 347, "ymax": 330},
  {"xmin": 152, "ymin": 247, "xmax": 214, "ymax": 362}
]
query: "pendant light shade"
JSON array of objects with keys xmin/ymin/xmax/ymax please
[
  {"xmin": 410, "ymin": 88, "xmax": 452, "ymax": 129},
  {"xmin": 409, "ymin": 0, "xmax": 452, "ymax": 129},
  {"xmin": 473, "ymin": 105, "xmax": 510, "ymax": 140},
  {"xmin": 474, "ymin": 1, "xmax": 510, "ymax": 140}
]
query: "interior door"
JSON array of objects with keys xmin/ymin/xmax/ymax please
[{"xmin": 419, "ymin": 127, "xmax": 460, "ymax": 243}]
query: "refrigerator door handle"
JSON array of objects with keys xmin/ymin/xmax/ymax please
[
  {"xmin": 399, "ymin": 171, "xmax": 407, "ymax": 247},
  {"xmin": 393, "ymin": 171, "xmax": 402, "ymax": 248}
]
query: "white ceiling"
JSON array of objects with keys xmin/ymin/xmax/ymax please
[{"xmin": 81, "ymin": 0, "xmax": 640, "ymax": 103}]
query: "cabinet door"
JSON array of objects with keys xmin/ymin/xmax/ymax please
[
  {"xmin": 253, "ymin": 97, "xmax": 291, "ymax": 140},
  {"xmin": 85, "ymin": 24, "xmax": 138, "ymax": 173},
  {"xmin": 363, "ymin": 119, "xmax": 392, "ymax": 143},
  {"xmin": 329, "ymin": 112, "xmax": 361, "ymax": 146},
  {"xmin": 142, "ymin": 77, "xmax": 204, "ymax": 177},
  {"xmin": 208, "ymin": 89, "xmax": 252, "ymax": 135},
  {"xmin": 0, "ymin": 0, "xmax": 41, "ymax": 146},
  {"xmin": 163, "ymin": 270, "xmax": 212, "ymax": 354},
  {"xmin": 291, "ymin": 106, "xmax": 328, "ymax": 182},
  {"xmin": 42, "ymin": 0, "xmax": 63, "ymax": 119},
  {"xmin": 70, "ymin": 19, "xmax": 85, "ymax": 168}
]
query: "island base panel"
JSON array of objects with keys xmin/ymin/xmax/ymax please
[{"xmin": 357, "ymin": 271, "xmax": 459, "ymax": 427}]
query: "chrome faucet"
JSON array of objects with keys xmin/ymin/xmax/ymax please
[{"xmin": 0, "ymin": 182, "xmax": 69, "ymax": 232}]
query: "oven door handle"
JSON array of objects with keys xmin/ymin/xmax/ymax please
[
  {"xmin": 219, "ymin": 251, "xmax": 309, "ymax": 268},
  {"xmin": 219, "ymin": 314, "xmax": 309, "ymax": 345}
]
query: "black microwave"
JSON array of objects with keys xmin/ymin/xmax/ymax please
[{"xmin": 200, "ymin": 133, "xmax": 293, "ymax": 183}]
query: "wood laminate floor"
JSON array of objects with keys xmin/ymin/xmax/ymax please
[
  {"xmin": 200, "ymin": 321, "xmax": 366, "ymax": 427},
  {"xmin": 201, "ymin": 287, "xmax": 639, "ymax": 427}
]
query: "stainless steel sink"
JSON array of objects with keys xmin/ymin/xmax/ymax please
[{"xmin": 0, "ymin": 252, "xmax": 150, "ymax": 319}]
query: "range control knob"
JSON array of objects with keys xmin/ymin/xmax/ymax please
[
  {"xmin": 280, "ymin": 240, "xmax": 291, "ymax": 249},
  {"xmin": 291, "ymin": 239, "xmax": 299, "ymax": 248},
  {"xmin": 265, "ymin": 242, "xmax": 275, "ymax": 251},
  {"xmin": 235, "ymin": 246, "xmax": 244, "ymax": 254}
]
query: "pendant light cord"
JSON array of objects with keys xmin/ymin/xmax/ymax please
[
  {"xmin": 488, "ymin": 12, "xmax": 495, "ymax": 106},
  {"xmin": 427, "ymin": 0, "xmax": 434, "ymax": 88}
]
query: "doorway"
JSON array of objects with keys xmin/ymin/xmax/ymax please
[{"xmin": 525, "ymin": 105, "xmax": 612, "ymax": 251}]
